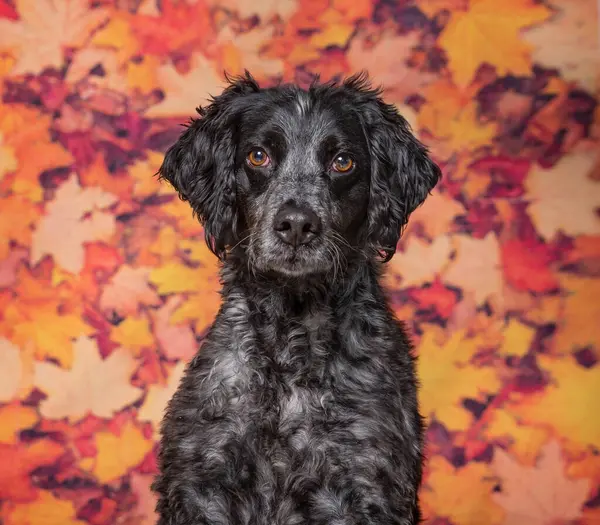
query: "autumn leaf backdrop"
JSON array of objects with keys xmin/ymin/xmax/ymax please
[{"xmin": 0, "ymin": 0, "xmax": 599, "ymax": 523}]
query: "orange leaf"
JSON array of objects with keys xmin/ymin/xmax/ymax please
[
  {"xmin": 501, "ymin": 239, "xmax": 559, "ymax": 293},
  {"xmin": 492, "ymin": 440, "xmax": 591, "ymax": 524},
  {"xmin": 0, "ymin": 403, "xmax": 38, "ymax": 444},
  {"xmin": 85, "ymin": 421, "xmax": 153, "ymax": 483},
  {"xmin": 0, "ymin": 440, "xmax": 65, "ymax": 502},
  {"xmin": 0, "ymin": 338, "xmax": 25, "ymax": 402},
  {"xmin": 438, "ymin": 0, "xmax": 551, "ymax": 86},
  {"xmin": 3, "ymin": 490, "xmax": 85, "ymax": 525},
  {"xmin": 34, "ymin": 336, "xmax": 143, "ymax": 421}
]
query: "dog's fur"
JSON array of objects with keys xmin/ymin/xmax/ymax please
[{"xmin": 152, "ymin": 72, "xmax": 441, "ymax": 525}]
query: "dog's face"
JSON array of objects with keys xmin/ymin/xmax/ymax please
[{"xmin": 159, "ymin": 72, "xmax": 441, "ymax": 278}]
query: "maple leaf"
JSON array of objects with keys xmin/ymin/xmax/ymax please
[
  {"xmin": 128, "ymin": 151, "xmax": 171, "ymax": 199},
  {"xmin": 484, "ymin": 410, "xmax": 549, "ymax": 466},
  {"xmin": 0, "ymin": 104, "xmax": 73, "ymax": 202},
  {"xmin": 34, "ymin": 336, "xmax": 143, "ymax": 422},
  {"xmin": 169, "ymin": 293, "xmax": 221, "ymax": 334},
  {"xmin": 31, "ymin": 175, "xmax": 117, "ymax": 274},
  {"xmin": 417, "ymin": 328, "xmax": 501, "ymax": 431},
  {"xmin": 150, "ymin": 296, "xmax": 198, "ymax": 361},
  {"xmin": 415, "ymin": 0, "xmax": 468, "ymax": 18},
  {"xmin": 386, "ymin": 235, "xmax": 452, "ymax": 288},
  {"xmin": 418, "ymin": 80, "xmax": 497, "ymax": 155},
  {"xmin": 406, "ymin": 189, "xmax": 465, "ymax": 239},
  {"xmin": 217, "ymin": 26, "xmax": 284, "ymax": 80},
  {"xmin": 498, "ymin": 319, "xmax": 536, "ymax": 358},
  {"xmin": 501, "ymin": 239, "xmax": 559, "ymax": 293},
  {"xmin": 82, "ymin": 421, "xmax": 153, "ymax": 483},
  {"xmin": 422, "ymin": 455, "xmax": 504, "ymax": 525},
  {"xmin": 509, "ymin": 355, "xmax": 600, "ymax": 448},
  {"xmin": 526, "ymin": 152, "xmax": 600, "ymax": 240},
  {"xmin": 110, "ymin": 315, "xmax": 155, "ymax": 356},
  {"xmin": 5, "ymin": 303, "xmax": 95, "ymax": 367},
  {"xmin": 138, "ymin": 361, "xmax": 186, "ymax": 432},
  {"xmin": 145, "ymin": 53, "xmax": 223, "ymax": 118},
  {"xmin": 3, "ymin": 489, "xmax": 85, "ymax": 525},
  {"xmin": 552, "ymin": 274, "xmax": 600, "ymax": 354},
  {"xmin": 0, "ymin": 338, "xmax": 24, "ymax": 402},
  {"xmin": 100, "ymin": 265, "xmax": 161, "ymax": 318},
  {"xmin": 443, "ymin": 233, "xmax": 503, "ymax": 306},
  {"xmin": 347, "ymin": 31, "xmax": 436, "ymax": 104},
  {"xmin": 0, "ymin": 440, "xmax": 65, "ymax": 502},
  {"xmin": 0, "ymin": 0, "xmax": 108, "ymax": 76},
  {"xmin": 438, "ymin": 0, "xmax": 551, "ymax": 86},
  {"xmin": 492, "ymin": 441, "xmax": 591, "ymax": 524},
  {"xmin": 0, "ymin": 404, "xmax": 37, "ymax": 444},
  {"xmin": 524, "ymin": 1, "xmax": 600, "ymax": 92},
  {"xmin": 206, "ymin": 0, "xmax": 297, "ymax": 20},
  {"xmin": 149, "ymin": 259, "xmax": 220, "ymax": 295}
]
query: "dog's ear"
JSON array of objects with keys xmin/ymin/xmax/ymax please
[
  {"xmin": 345, "ymin": 74, "xmax": 441, "ymax": 262},
  {"xmin": 158, "ymin": 71, "xmax": 260, "ymax": 259}
]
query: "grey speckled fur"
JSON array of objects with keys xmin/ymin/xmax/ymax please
[{"xmin": 152, "ymin": 71, "xmax": 441, "ymax": 525}]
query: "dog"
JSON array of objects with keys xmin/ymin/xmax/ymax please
[{"xmin": 152, "ymin": 71, "xmax": 441, "ymax": 525}]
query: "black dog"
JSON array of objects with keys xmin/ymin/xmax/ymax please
[{"xmin": 153, "ymin": 71, "xmax": 441, "ymax": 525}]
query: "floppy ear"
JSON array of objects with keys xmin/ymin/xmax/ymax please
[
  {"xmin": 350, "ymin": 77, "xmax": 441, "ymax": 262},
  {"xmin": 158, "ymin": 71, "xmax": 260, "ymax": 259}
]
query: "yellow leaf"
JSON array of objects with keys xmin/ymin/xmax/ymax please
[
  {"xmin": 0, "ymin": 0, "xmax": 108, "ymax": 76},
  {"xmin": 138, "ymin": 361, "xmax": 186, "ymax": 432},
  {"xmin": 0, "ymin": 404, "xmax": 38, "ymax": 443},
  {"xmin": 492, "ymin": 441, "xmax": 591, "ymax": 524},
  {"xmin": 150, "ymin": 260, "xmax": 220, "ymax": 295},
  {"xmin": 127, "ymin": 55, "xmax": 159, "ymax": 94},
  {"xmin": 499, "ymin": 319, "xmax": 536, "ymax": 358},
  {"xmin": 0, "ymin": 132, "xmax": 17, "ymax": 180},
  {"xmin": 87, "ymin": 421, "xmax": 153, "ymax": 483},
  {"xmin": 170, "ymin": 293, "xmax": 220, "ymax": 334},
  {"xmin": 4, "ymin": 490, "xmax": 85, "ymax": 525},
  {"xmin": 91, "ymin": 14, "xmax": 139, "ymax": 62},
  {"xmin": 509, "ymin": 355, "xmax": 600, "ymax": 448},
  {"xmin": 439, "ymin": 0, "xmax": 551, "ymax": 86},
  {"xmin": 110, "ymin": 315, "xmax": 154, "ymax": 355},
  {"xmin": 422, "ymin": 456, "xmax": 504, "ymax": 525},
  {"xmin": 484, "ymin": 410, "xmax": 549, "ymax": 466},
  {"xmin": 34, "ymin": 336, "xmax": 143, "ymax": 421},
  {"xmin": 128, "ymin": 151, "xmax": 168, "ymax": 199},
  {"xmin": 526, "ymin": 152, "xmax": 600, "ymax": 240},
  {"xmin": 159, "ymin": 198, "xmax": 204, "ymax": 236},
  {"xmin": 417, "ymin": 328, "xmax": 501, "ymax": 431}
]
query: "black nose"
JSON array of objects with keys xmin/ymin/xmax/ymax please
[{"xmin": 273, "ymin": 204, "xmax": 321, "ymax": 247}]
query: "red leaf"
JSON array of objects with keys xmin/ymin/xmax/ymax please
[
  {"xmin": 408, "ymin": 279, "xmax": 458, "ymax": 319},
  {"xmin": 501, "ymin": 239, "xmax": 560, "ymax": 293}
]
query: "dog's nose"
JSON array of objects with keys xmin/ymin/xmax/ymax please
[{"xmin": 273, "ymin": 204, "xmax": 321, "ymax": 247}]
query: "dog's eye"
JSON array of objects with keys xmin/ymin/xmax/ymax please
[
  {"xmin": 247, "ymin": 149, "xmax": 270, "ymax": 167},
  {"xmin": 332, "ymin": 154, "xmax": 354, "ymax": 173}
]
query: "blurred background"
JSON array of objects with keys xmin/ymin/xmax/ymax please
[{"xmin": 0, "ymin": 0, "xmax": 599, "ymax": 523}]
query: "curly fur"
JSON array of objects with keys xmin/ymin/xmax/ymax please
[{"xmin": 153, "ymin": 71, "xmax": 441, "ymax": 525}]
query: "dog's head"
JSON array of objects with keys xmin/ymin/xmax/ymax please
[{"xmin": 159, "ymin": 71, "xmax": 441, "ymax": 277}]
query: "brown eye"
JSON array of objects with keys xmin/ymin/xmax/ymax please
[
  {"xmin": 332, "ymin": 154, "xmax": 354, "ymax": 173},
  {"xmin": 247, "ymin": 149, "xmax": 269, "ymax": 167}
]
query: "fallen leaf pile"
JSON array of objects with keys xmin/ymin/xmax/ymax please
[{"xmin": 0, "ymin": 0, "xmax": 598, "ymax": 523}]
